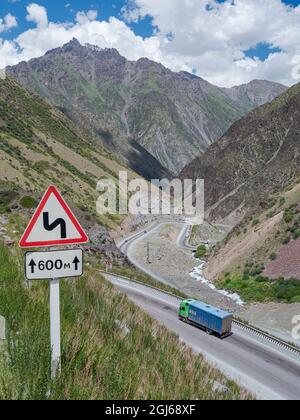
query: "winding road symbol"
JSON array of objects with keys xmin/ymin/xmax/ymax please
[
  {"xmin": 43, "ymin": 212, "xmax": 67, "ymax": 239},
  {"xmin": 19, "ymin": 185, "xmax": 89, "ymax": 248}
]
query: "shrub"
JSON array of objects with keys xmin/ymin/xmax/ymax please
[
  {"xmin": 0, "ymin": 189, "xmax": 19, "ymax": 214},
  {"xmin": 283, "ymin": 210, "xmax": 294, "ymax": 224},
  {"xmin": 279, "ymin": 197, "xmax": 286, "ymax": 207},
  {"xmin": 20, "ymin": 196, "xmax": 37, "ymax": 209},
  {"xmin": 283, "ymin": 237, "xmax": 291, "ymax": 245},
  {"xmin": 293, "ymin": 229, "xmax": 300, "ymax": 240},
  {"xmin": 217, "ymin": 273, "xmax": 300, "ymax": 304},
  {"xmin": 195, "ymin": 244, "xmax": 207, "ymax": 259},
  {"xmin": 255, "ymin": 276, "xmax": 269, "ymax": 283},
  {"xmin": 270, "ymin": 253, "xmax": 277, "ymax": 261},
  {"xmin": 252, "ymin": 266, "xmax": 264, "ymax": 276},
  {"xmin": 273, "ymin": 278, "xmax": 300, "ymax": 303},
  {"xmin": 33, "ymin": 160, "xmax": 50, "ymax": 174},
  {"xmin": 252, "ymin": 219, "xmax": 259, "ymax": 227}
]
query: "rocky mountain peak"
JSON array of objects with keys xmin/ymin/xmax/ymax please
[
  {"xmin": 7, "ymin": 41, "xmax": 288, "ymax": 175},
  {"xmin": 63, "ymin": 37, "xmax": 82, "ymax": 50}
]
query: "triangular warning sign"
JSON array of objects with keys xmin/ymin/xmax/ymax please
[{"xmin": 19, "ymin": 186, "xmax": 89, "ymax": 248}]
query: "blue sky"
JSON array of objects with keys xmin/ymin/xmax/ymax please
[
  {"xmin": 1, "ymin": 0, "xmax": 300, "ymax": 60},
  {"xmin": 0, "ymin": 0, "xmax": 154, "ymax": 39},
  {"xmin": 1, "ymin": 0, "xmax": 300, "ymax": 87}
]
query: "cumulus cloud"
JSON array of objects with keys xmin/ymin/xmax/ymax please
[
  {"xmin": 122, "ymin": 0, "xmax": 300, "ymax": 86},
  {"xmin": 0, "ymin": 13, "xmax": 18, "ymax": 32},
  {"xmin": 26, "ymin": 3, "xmax": 48, "ymax": 28},
  {"xmin": 1, "ymin": 1, "xmax": 300, "ymax": 87},
  {"xmin": 75, "ymin": 10, "xmax": 98, "ymax": 25}
]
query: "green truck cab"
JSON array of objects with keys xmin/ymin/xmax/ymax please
[{"xmin": 179, "ymin": 299, "xmax": 196, "ymax": 320}]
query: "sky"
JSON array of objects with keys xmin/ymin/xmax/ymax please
[{"xmin": 0, "ymin": 0, "xmax": 300, "ymax": 87}]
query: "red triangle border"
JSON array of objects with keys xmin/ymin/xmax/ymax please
[{"xmin": 19, "ymin": 186, "xmax": 89, "ymax": 248}]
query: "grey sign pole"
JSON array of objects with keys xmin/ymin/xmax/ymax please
[{"xmin": 50, "ymin": 278, "xmax": 61, "ymax": 379}]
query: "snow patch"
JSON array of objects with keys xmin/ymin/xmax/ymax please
[{"xmin": 190, "ymin": 261, "xmax": 245, "ymax": 306}]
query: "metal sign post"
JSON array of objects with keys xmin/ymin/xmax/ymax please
[
  {"xmin": 50, "ymin": 278, "xmax": 61, "ymax": 379},
  {"xmin": 19, "ymin": 186, "xmax": 89, "ymax": 380}
]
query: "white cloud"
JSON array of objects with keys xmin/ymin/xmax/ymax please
[
  {"xmin": 1, "ymin": 1, "xmax": 300, "ymax": 87},
  {"xmin": 75, "ymin": 10, "xmax": 98, "ymax": 25},
  {"xmin": 122, "ymin": 0, "xmax": 300, "ymax": 86},
  {"xmin": 0, "ymin": 13, "xmax": 18, "ymax": 33},
  {"xmin": 26, "ymin": 3, "xmax": 48, "ymax": 29}
]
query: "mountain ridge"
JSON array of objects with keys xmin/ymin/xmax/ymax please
[
  {"xmin": 0, "ymin": 75, "xmax": 143, "ymax": 262},
  {"xmin": 181, "ymin": 82, "xmax": 300, "ymax": 224},
  {"xmin": 7, "ymin": 38, "xmax": 287, "ymax": 175}
]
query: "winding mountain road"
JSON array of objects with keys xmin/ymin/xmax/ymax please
[
  {"xmin": 114, "ymin": 222, "xmax": 300, "ymax": 400},
  {"xmin": 103, "ymin": 272, "xmax": 300, "ymax": 400}
]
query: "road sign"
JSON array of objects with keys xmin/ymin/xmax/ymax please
[
  {"xmin": 19, "ymin": 185, "xmax": 89, "ymax": 378},
  {"xmin": 19, "ymin": 186, "xmax": 89, "ymax": 248},
  {"xmin": 25, "ymin": 249, "xmax": 83, "ymax": 280}
]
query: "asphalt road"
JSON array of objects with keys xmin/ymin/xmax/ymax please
[
  {"xmin": 118, "ymin": 222, "xmax": 177, "ymax": 286},
  {"xmin": 176, "ymin": 224, "xmax": 196, "ymax": 250},
  {"xmin": 118, "ymin": 222, "xmax": 196, "ymax": 286},
  {"xmin": 103, "ymin": 273, "xmax": 300, "ymax": 401}
]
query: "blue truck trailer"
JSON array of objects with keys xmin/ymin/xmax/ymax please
[{"xmin": 178, "ymin": 299, "xmax": 233, "ymax": 338}]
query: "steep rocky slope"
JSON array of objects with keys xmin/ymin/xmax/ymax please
[
  {"xmin": 222, "ymin": 80, "xmax": 287, "ymax": 112},
  {"xmin": 182, "ymin": 82, "xmax": 300, "ymax": 285},
  {"xmin": 181, "ymin": 82, "xmax": 300, "ymax": 223},
  {"xmin": 7, "ymin": 39, "xmax": 286, "ymax": 174},
  {"xmin": 0, "ymin": 76, "xmax": 138, "ymax": 262}
]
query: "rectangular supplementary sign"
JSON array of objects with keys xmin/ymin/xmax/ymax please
[{"xmin": 25, "ymin": 249, "xmax": 83, "ymax": 280}]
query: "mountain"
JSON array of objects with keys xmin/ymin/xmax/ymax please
[
  {"xmin": 7, "ymin": 38, "xmax": 287, "ymax": 175},
  {"xmin": 182, "ymin": 82, "xmax": 300, "ymax": 286},
  {"xmin": 0, "ymin": 75, "xmax": 141, "ymax": 261},
  {"xmin": 222, "ymin": 79, "xmax": 288, "ymax": 113},
  {"xmin": 181, "ymin": 82, "xmax": 300, "ymax": 223}
]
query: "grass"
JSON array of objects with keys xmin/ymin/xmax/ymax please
[
  {"xmin": 217, "ymin": 273, "xmax": 300, "ymax": 303},
  {"xmin": 102, "ymin": 264, "xmax": 189, "ymax": 299},
  {"xmin": 0, "ymin": 242, "xmax": 251, "ymax": 400}
]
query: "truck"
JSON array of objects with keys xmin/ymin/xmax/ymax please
[{"xmin": 178, "ymin": 299, "xmax": 233, "ymax": 338}]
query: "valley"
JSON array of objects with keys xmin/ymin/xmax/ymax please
[
  {"xmin": 1, "ymin": 36, "xmax": 300, "ymax": 402},
  {"xmin": 7, "ymin": 39, "xmax": 286, "ymax": 176},
  {"xmin": 114, "ymin": 219, "xmax": 300, "ymax": 348},
  {"xmin": 103, "ymin": 272, "xmax": 300, "ymax": 400}
]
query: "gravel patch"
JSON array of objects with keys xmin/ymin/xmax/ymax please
[
  {"xmin": 239, "ymin": 303, "xmax": 300, "ymax": 347},
  {"xmin": 128, "ymin": 224, "xmax": 240, "ymax": 313}
]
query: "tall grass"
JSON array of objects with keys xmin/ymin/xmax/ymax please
[
  {"xmin": 105, "ymin": 264, "xmax": 189, "ymax": 299},
  {"xmin": 0, "ymin": 242, "xmax": 251, "ymax": 400}
]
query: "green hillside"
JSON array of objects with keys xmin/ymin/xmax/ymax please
[
  {"xmin": 0, "ymin": 241, "xmax": 252, "ymax": 400},
  {"xmin": 0, "ymin": 76, "xmax": 137, "ymax": 230}
]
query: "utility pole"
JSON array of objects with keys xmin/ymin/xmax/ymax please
[{"xmin": 147, "ymin": 242, "xmax": 151, "ymax": 264}]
